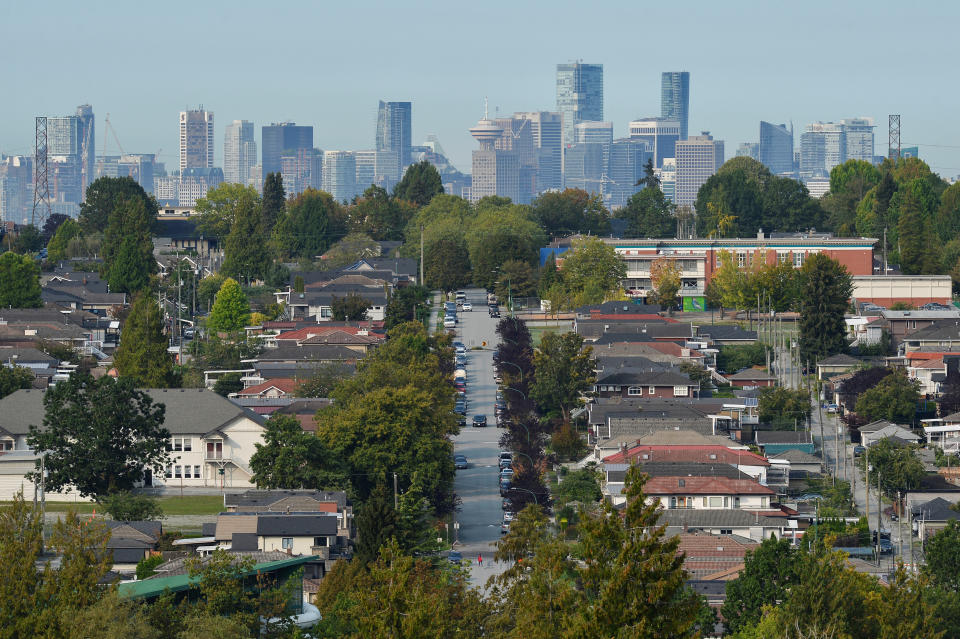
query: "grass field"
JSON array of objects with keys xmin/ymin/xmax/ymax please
[
  {"xmin": 527, "ymin": 325, "xmax": 565, "ymax": 346},
  {"xmin": 9, "ymin": 495, "xmax": 225, "ymax": 516}
]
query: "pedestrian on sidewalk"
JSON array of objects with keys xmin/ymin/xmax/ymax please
[{"xmin": 478, "ymin": 553, "xmax": 483, "ymax": 566}]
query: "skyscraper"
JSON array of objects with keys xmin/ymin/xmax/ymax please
[
  {"xmin": 841, "ymin": 117, "xmax": 875, "ymax": 163},
  {"xmin": 179, "ymin": 109, "xmax": 214, "ymax": 173},
  {"xmin": 494, "ymin": 117, "xmax": 536, "ymax": 204},
  {"xmin": 675, "ymin": 133, "xmax": 724, "ymax": 208},
  {"xmin": 322, "ymin": 151, "xmax": 357, "ymax": 203},
  {"xmin": 799, "ymin": 122, "xmax": 845, "ymax": 177},
  {"xmin": 224, "ymin": 120, "xmax": 258, "ymax": 186},
  {"xmin": 75, "ymin": 105, "xmax": 95, "ymax": 196},
  {"xmin": 556, "ymin": 62, "xmax": 604, "ymax": 147},
  {"xmin": 469, "ymin": 110, "xmax": 519, "ymax": 203},
  {"xmin": 629, "ymin": 118, "xmax": 681, "ymax": 168},
  {"xmin": 282, "ymin": 148, "xmax": 322, "ymax": 196},
  {"xmin": 736, "ymin": 143, "xmax": 759, "ymax": 161},
  {"xmin": 758, "ymin": 121, "xmax": 793, "ymax": 175},
  {"xmin": 514, "ymin": 111, "xmax": 563, "ymax": 193},
  {"xmin": 605, "ymin": 138, "xmax": 652, "ymax": 210},
  {"xmin": 261, "ymin": 123, "xmax": 313, "ymax": 177},
  {"xmin": 661, "ymin": 72, "xmax": 690, "ymax": 141},
  {"xmin": 376, "ymin": 100, "xmax": 412, "ymax": 181}
]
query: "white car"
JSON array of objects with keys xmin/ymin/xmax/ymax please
[
  {"xmin": 443, "ymin": 317, "xmax": 456, "ymax": 329},
  {"xmin": 462, "ymin": 302, "xmax": 472, "ymax": 311}
]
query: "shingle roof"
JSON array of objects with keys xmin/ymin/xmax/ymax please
[
  {"xmin": 595, "ymin": 368, "xmax": 693, "ymax": 387},
  {"xmin": 256, "ymin": 344, "xmax": 365, "ymax": 362},
  {"xmin": 697, "ymin": 325, "xmax": 758, "ymax": 341},
  {"xmin": 755, "ymin": 431, "xmax": 813, "ymax": 445},
  {"xmin": 234, "ymin": 378, "xmax": 299, "ymax": 398},
  {"xmin": 818, "ymin": 353, "xmax": 863, "ymax": 366},
  {"xmin": 911, "ymin": 497, "xmax": 960, "ymax": 522},
  {"xmin": 224, "ymin": 489, "xmax": 348, "ymax": 510},
  {"xmin": 658, "ymin": 509, "xmax": 788, "ymax": 528},
  {"xmin": 256, "ymin": 514, "xmax": 338, "ymax": 536},
  {"xmin": 604, "ymin": 445, "xmax": 770, "ymax": 466},
  {"xmin": 0, "ymin": 388, "xmax": 265, "ymax": 436},
  {"xmin": 643, "ymin": 476, "xmax": 775, "ymax": 496},
  {"xmin": 606, "ymin": 462, "xmax": 753, "ymax": 483},
  {"xmin": 725, "ymin": 368, "xmax": 776, "ymax": 381},
  {"xmin": 772, "ymin": 449, "xmax": 822, "ymax": 464}
]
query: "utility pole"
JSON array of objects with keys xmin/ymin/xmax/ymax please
[
  {"xmin": 865, "ymin": 445, "xmax": 870, "ymax": 536},
  {"xmin": 876, "ymin": 470, "xmax": 882, "ymax": 567},
  {"xmin": 393, "ymin": 472, "xmax": 399, "ymax": 509},
  {"xmin": 897, "ymin": 490, "xmax": 903, "ymax": 560},
  {"xmin": 419, "ymin": 225, "xmax": 425, "ymax": 286}
]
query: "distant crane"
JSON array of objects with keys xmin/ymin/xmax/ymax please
[{"xmin": 101, "ymin": 113, "xmax": 126, "ymax": 157}]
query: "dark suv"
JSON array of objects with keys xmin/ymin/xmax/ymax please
[{"xmin": 472, "ymin": 414, "xmax": 487, "ymax": 428}]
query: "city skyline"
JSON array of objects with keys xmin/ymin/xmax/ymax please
[{"xmin": 2, "ymin": 1, "xmax": 959, "ymax": 178}]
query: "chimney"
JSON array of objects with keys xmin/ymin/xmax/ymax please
[{"xmin": 757, "ymin": 228, "xmax": 764, "ymax": 240}]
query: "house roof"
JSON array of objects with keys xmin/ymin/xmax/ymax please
[
  {"xmin": 256, "ymin": 344, "xmax": 364, "ymax": 363},
  {"xmin": 234, "ymin": 378, "xmax": 299, "ymax": 398},
  {"xmin": 606, "ymin": 462, "xmax": 754, "ymax": 484},
  {"xmin": 595, "ymin": 368, "xmax": 693, "ymax": 387},
  {"xmin": 633, "ymin": 430, "xmax": 744, "ymax": 448},
  {"xmin": 0, "ymin": 388, "xmax": 265, "ymax": 436},
  {"xmin": 589, "ymin": 341, "xmax": 704, "ymax": 361},
  {"xmin": 577, "ymin": 320, "xmax": 693, "ymax": 340},
  {"xmin": 755, "ymin": 431, "xmax": 813, "ymax": 445},
  {"xmin": 903, "ymin": 320, "xmax": 960, "ymax": 343},
  {"xmin": 105, "ymin": 521, "xmax": 162, "ymax": 543},
  {"xmin": 697, "ymin": 325, "xmax": 758, "ymax": 342},
  {"xmin": 818, "ymin": 353, "xmax": 862, "ymax": 366},
  {"xmin": 725, "ymin": 368, "xmax": 776, "ymax": 381},
  {"xmin": 604, "ymin": 445, "xmax": 770, "ymax": 466},
  {"xmin": 676, "ymin": 533, "xmax": 759, "ymax": 578},
  {"xmin": 772, "ymin": 449, "xmax": 822, "ymax": 464},
  {"xmin": 0, "ymin": 346, "xmax": 58, "ymax": 365},
  {"xmin": 256, "ymin": 514, "xmax": 339, "ymax": 536},
  {"xmin": 273, "ymin": 325, "xmax": 383, "ymax": 344},
  {"xmin": 658, "ymin": 509, "xmax": 788, "ymax": 528},
  {"xmin": 642, "ymin": 475, "xmax": 775, "ymax": 496},
  {"xmin": 911, "ymin": 497, "xmax": 960, "ymax": 522}
]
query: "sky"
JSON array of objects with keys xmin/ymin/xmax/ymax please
[{"xmin": 3, "ymin": 0, "xmax": 960, "ymax": 178}]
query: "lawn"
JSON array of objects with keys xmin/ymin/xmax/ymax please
[
  {"xmin": 527, "ymin": 325, "xmax": 565, "ymax": 346},
  {"xmin": 12, "ymin": 495, "xmax": 225, "ymax": 516}
]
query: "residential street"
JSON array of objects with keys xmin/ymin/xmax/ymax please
[{"xmin": 445, "ymin": 289, "xmax": 511, "ymax": 587}]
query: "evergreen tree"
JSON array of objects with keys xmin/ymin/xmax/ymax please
[
  {"xmin": 261, "ymin": 172, "xmax": 286, "ymax": 233},
  {"xmin": 101, "ymin": 197, "xmax": 156, "ymax": 294},
  {"xmin": 354, "ymin": 484, "xmax": 399, "ymax": 564},
  {"xmin": 798, "ymin": 253, "xmax": 852, "ymax": 363},
  {"xmin": 79, "ymin": 176, "xmax": 155, "ymax": 234},
  {"xmin": 898, "ymin": 187, "xmax": 939, "ymax": 274},
  {"xmin": 207, "ymin": 278, "xmax": 250, "ymax": 333},
  {"xmin": 11, "ymin": 224, "xmax": 43, "ymax": 253},
  {"xmin": 46, "ymin": 218, "xmax": 83, "ymax": 262},
  {"xmin": 722, "ymin": 535, "xmax": 799, "ymax": 634},
  {"xmin": 0, "ymin": 365, "xmax": 34, "ymax": 399},
  {"xmin": 221, "ymin": 193, "xmax": 271, "ymax": 281},
  {"xmin": 113, "ymin": 295, "xmax": 174, "ymax": 387},
  {"xmin": 271, "ymin": 188, "xmax": 344, "ymax": 260},
  {"xmin": 392, "ymin": 160, "xmax": 443, "ymax": 208},
  {"xmin": 0, "ymin": 251, "xmax": 42, "ymax": 308}
]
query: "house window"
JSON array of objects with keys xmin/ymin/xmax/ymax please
[
  {"xmin": 737, "ymin": 253, "xmax": 746, "ymax": 268},
  {"xmin": 627, "ymin": 386, "xmax": 643, "ymax": 396},
  {"xmin": 720, "ymin": 529, "xmax": 733, "ymax": 535},
  {"xmin": 320, "ymin": 307, "xmax": 332, "ymax": 319},
  {"xmin": 0, "ymin": 440, "xmax": 13, "ymax": 451},
  {"xmin": 174, "ymin": 465, "xmax": 182, "ymax": 478},
  {"xmin": 709, "ymin": 496, "xmax": 723, "ymax": 507},
  {"xmin": 794, "ymin": 252, "xmax": 804, "ymax": 268},
  {"xmin": 165, "ymin": 465, "xmax": 172, "ymax": 478},
  {"xmin": 670, "ymin": 496, "xmax": 677, "ymax": 509},
  {"xmin": 734, "ymin": 497, "xmax": 741, "ymax": 508},
  {"xmin": 207, "ymin": 441, "xmax": 223, "ymax": 460},
  {"xmin": 777, "ymin": 252, "xmax": 789, "ymax": 264},
  {"xmin": 194, "ymin": 465, "xmax": 201, "ymax": 478},
  {"xmin": 313, "ymin": 536, "xmax": 328, "ymax": 547},
  {"xmin": 282, "ymin": 537, "xmax": 294, "ymax": 550},
  {"xmin": 703, "ymin": 496, "xmax": 708, "ymax": 507},
  {"xmin": 674, "ymin": 386, "xmax": 688, "ymax": 397},
  {"xmin": 648, "ymin": 386, "xmax": 656, "ymax": 395},
  {"xmin": 171, "ymin": 438, "xmax": 192, "ymax": 452}
]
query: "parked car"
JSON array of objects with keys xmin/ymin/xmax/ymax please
[
  {"xmin": 502, "ymin": 498, "xmax": 515, "ymax": 511},
  {"xmin": 826, "ymin": 404, "xmax": 839, "ymax": 413},
  {"xmin": 499, "ymin": 478, "xmax": 511, "ymax": 496},
  {"xmin": 454, "ymin": 400, "xmax": 467, "ymax": 414},
  {"xmin": 853, "ymin": 445, "xmax": 866, "ymax": 457},
  {"xmin": 472, "ymin": 414, "xmax": 487, "ymax": 428},
  {"xmin": 503, "ymin": 511, "xmax": 516, "ymax": 523},
  {"xmin": 499, "ymin": 458, "xmax": 513, "ymax": 470},
  {"xmin": 500, "ymin": 522, "xmax": 510, "ymax": 535},
  {"xmin": 500, "ymin": 468, "xmax": 514, "ymax": 480},
  {"xmin": 454, "ymin": 454, "xmax": 468, "ymax": 469},
  {"xmin": 454, "ymin": 342, "xmax": 466, "ymax": 354},
  {"xmin": 457, "ymin": 415, "xmax": 466, "ymax": 428},
  {"xmin": 448, "ymin": 550, "xmax": 463, "ymax": 564},
  {"xmin": 489, "ymin": 308, "xmax": 500, "ymax": 318}
]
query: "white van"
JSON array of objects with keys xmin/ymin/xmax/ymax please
[{"xmin": 454, "ymin": 368, "xmax": 467, "ymax": 380}]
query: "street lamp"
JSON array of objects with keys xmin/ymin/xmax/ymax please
[
  {"xmin": 499, "ymin": 360, "xmax": 523, "ymax": 381},
  {"xmin": 508, "ymin": 486, "xmax": 540, "ymax": 504}
]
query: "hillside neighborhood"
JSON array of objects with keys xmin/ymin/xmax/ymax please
[{"xmin": 2, "ymin": 162, "xmax": 960, "ymax": 637}]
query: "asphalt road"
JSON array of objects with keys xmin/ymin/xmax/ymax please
[{"xmin": 444, "ymin": 289, "xmax": 511, "ymax": 587}]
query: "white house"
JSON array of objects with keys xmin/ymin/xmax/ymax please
[
  {"xmin": 922, "ymin": 412, "xmax": 960, "ymax": 454},
  {"xmin": 0, "ymin": 388, "xmax": 267, "ymax": 500}
]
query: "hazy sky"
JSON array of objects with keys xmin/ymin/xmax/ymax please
[{"xmin": 3, "ymin": 0, "xmax": 960, "ymax": 178}]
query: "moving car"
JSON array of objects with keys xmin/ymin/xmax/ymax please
[
  {"xmin": 454, "ymin": 454, "xmax": 468, "ymax": 469},
  {"xmin": 448, "ymin": 550, "xmax": 463, "ymax": 564},
  {"xmin": 443, "ymin": 317, "xmax": 456, "ymax": 329},
  {"xmin": 472, "ymin": 414, "xmax": 487, "ymax": 428},
  {"xmin": 462, "ymin": 302, "xmax": 472, "ymax": 311}
]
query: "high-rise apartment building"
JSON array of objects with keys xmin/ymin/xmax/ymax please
[
  {"xmin": 261, "ymin": 123, "xmax": 313, "ymax": 178},
  {"xmin": 605, "ymin": 138, "xmax": 652, "ymax": 210},
  {"xmin": 661, "ymin": 72, "xmax": 690, "ymax": 141},
  {"xmin": 758, "ymin": 121, "xmax": 793, "ymax": 175},
  {"xmin": 282, "ymin": 148, "xmax": 322, "ymax": 197},
  {"xmin": 556, "ymin": 62, "xmax": 604, "ymax": 147},
  {"xmin": 629, "ymin": 118, "xmax": 681, "ymax": 168},
  {"xmin": 47, "ymin": 105, "xmax": 96, "ymax": 201},
  {"xmin": 514, "ymin": 111, "xmax": 563, "ymax": 193},
  {"xmin": 376, "ymin": 101, "xmax": 412, "ymax": 181},
  {"xmin": 494, "ymin": 117, "xmax": 536, "ymax": 204},
  {"xmin": 675, "ymin": 133, "xmax": 724, "ymax": 208},
  {"xmin": 799, "ymin": 122, "xmax": 845, "ymax": 177},
  {"xmin": 736, "ymin": 143, "xmax": 759, "ymax": 160},
  {"xmin": 322, "ymin": 151, "xmax": 358, "ymax": 203},
  {"xmin": 0, "ymin": 155, "xmax": 32, "ymax": 223},
  {"xmin": 841, "ymin": 117, "xmax": 875, "ymax": 163},
  {"xmin": 224, "ymin": 120, "xmax": 258, "ymax": 186},
  {"xmin": 75, "ymin": 105, "xmax": 95, "ymax": 195},
  {"xmin": 179, "ymin": 109, "xmax": 215, "ymax": 173},
  {"xmin": 657, "ymin": 158, "xmax": 677, "ymax": 204},
  {"xmin": 563, "ymin": 143, "xmax": 604, "ymax": 195},
  {"xmin": 469, "ymin": 113, "xmax": 519, "ymax": 203}
]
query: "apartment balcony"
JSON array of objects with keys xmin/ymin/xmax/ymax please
[{"xmin": 679, "ymin": 287, "xmax": 705, "ymax": 297}]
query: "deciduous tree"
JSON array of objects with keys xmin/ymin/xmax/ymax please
[
  {"xmin": 0, "ymin": 365, "xmax": 33, "ymax": 399},
  {"xmin": 855, "ymin": 438, "xmax": 925, "ymax": 497},
  {"xmin": 26, "ymin": 373, "xmax": 170, "ymax": 500},
  {"xmin": 616, "ymin": 186, "xmax": 675, "ymax": 238},
  {"xmin": 46, "ymin": 218, "xmax": 83, "ymax": 262},
  {"xmin": 331, "ymin": 293, "xmax": 372, "ymax": 321},
  {"xmin": 207, "ymin": 278, "xmax": 250, "ymax": 334},
  {"xmin": 0, "ymin": 251, "xmax": 42, "ymax": 308},
  {"xmin": 854, "ymin": 369, "xmax": 920, "ymax": 424},
  {"xmin": 650, "ymin": 257, "xmax": 681, "ymax": 310},
  {"xmin": 249, "ymin": 414, "xmax": 345, "ymax": 491},
  {"xmin": 271, "ymin": 188, "xmax": 346, "ymax": 260},
  {"xmin": 530, "ymin": 332, "xmax": 595, "ymax": 421},
  {"xmin": 392, "ymin": 160, "xmax": 444, "ymax": 208},
  {"xmin": 531, "ymin": 188, "xmax": 610, "ymax": 236}
]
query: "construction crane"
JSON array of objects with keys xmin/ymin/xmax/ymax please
[{"xmin": 102, "ymin": 113, "xmax": 126, "ymax": 157}]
